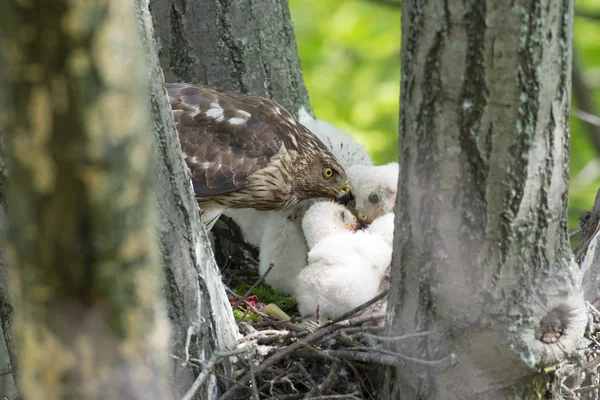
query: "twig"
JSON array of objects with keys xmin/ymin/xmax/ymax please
[
  {"xmin": 226, "ymin": 287, "xmax": 271, "ymax": 319},
  {"xmin": 306, "ymin": 361, "xmax": 339, "ymax": 397},
  {"xmin": 295, "ymin": 362, "xmax": 317, "ymax": 389},
  {"xmin": 562, "ymin": 383, "xmax": 578, "ymax": 399},
  {"xmin": 249, "ymin": 361, "xmax": 260, "ymax": 400},
  {"xmin": 231, "ymin": 263, "xmax": 276, "ymax": 311},
  {"xmin": 589, "ymin": 302, "xmax": 600, "ymax": 317},
  {"xmin": 350, "ymin": 330, "xmax": 435, "ymax": 341},
  {"xmin": 575, "ymin": 218, "xmax": 600, "ymax": 264},
  {"xmin": 315, "ymin": 291, "xmax": 388, "ymax": 333},
  {"xmin": 219, "ymin": 313, "xmax": 385, "ymax": 400},
  {"xmin": 238, "ymin": 330, "xmax": 290, "ymax": 343},
  {"xmin": 296, "ymin": 347, "xmax": 454, "ymax": 368},
  {"xmin": 227, "ymin": 287, "xmax": 307, "ymax": 333},
  {"xmin": 572, "ymin": 109, "xmax": 600, "ymax": 129},
  {"xmin": 310, "ymin": 393, "xmax": 361, "ymax": 399},
  {"xmin": 181, "ymin": 345, "xmax": 253, "ymax": 400},
  {"xmin": 585, "ymin": 353, "xmax": 600, "ymax": 372},
  {"xmin": 570, "ymin": 228, "xmax": 582, "ymax": 238},
  {"xmin": 574, "ymin": 383, "xmax": 600, "ymax": 395},
  {"xmin": 572, "ymin": 49, "xmax": 600, "ymax": 159},
  {"xmin": 344, "ymin": 345, "xmax": 454, "ymax": 367},
  {"xmin": 236, "ymin": 306, "xmax": 252, "ymax": 326},
  {"xmin": 576, "ymin": 9, "xmax": 600, "ymax": 21}
]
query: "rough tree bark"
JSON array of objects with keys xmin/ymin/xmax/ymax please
[
  {"xmin": 134, "ymin": 1, "xmax": 238, "ymax": 398},
  {"xmin": 575, "ymin": 187, "xmax": 600, "ymax": 307},
  {"xmin": 0, "ymin": 1, "xmax": 170, "ymax": 398},
  {"xmin": 0, "ymin": 130, "xmax": 16, "ymax": 396},
  {"xmin": 383, "ymin": 0, "xmax": 587, "ymax": 399},
  {"xmin": 144, "ymin": 0, "xmax": 315, "ymax": 396},
  {"xmin": 148, "ymin": 0, "xmax": 312, "ymax": 117}
]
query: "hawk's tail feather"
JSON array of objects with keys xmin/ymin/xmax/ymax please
[{"xmin": 202, "ymin": 209, "xmax": 223, "ymax": 232}]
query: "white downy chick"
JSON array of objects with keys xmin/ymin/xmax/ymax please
[
  {"xmin": 298, "ymin": 111, "xmax": 373, "ymax": 169},
  {"xmin": 257, "ymin": 164, "xmax": 397, "ymax": 295},
  {"xmin": 258, "ymin": 207, "xmax": 309, "ymax": 295},
  {"xmin": 366, "ymin": 212, "xmax": 394, "ymax": 248},
  {"xmin": 222, "ymin": 208, "xmax": 268, "ymax": 248},
  {"xmin": 296, "ymin": 202, "xmax": 391, "ymax": 321},
  {"xmin": 347, "ymin": 163, "xmax": 398, "ymax": 225},
  {"xmin": 358, "ymin": 212, "xmax": 395, "ymax": 326}
]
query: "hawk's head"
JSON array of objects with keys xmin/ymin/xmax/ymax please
[{"xmin": 294, "ymin": 131, "xmax": 352, "ymax": 206}]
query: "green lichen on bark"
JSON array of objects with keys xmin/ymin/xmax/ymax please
[
  {"xmin": 0, "ymin": 1, "xmax": 170, "ymax": 398},
  {"xmin": 137, "ymin": 1, "xmax": 239, "ymax": 398}
]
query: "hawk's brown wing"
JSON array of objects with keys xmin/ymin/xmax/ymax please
[{"xmin": 167, "ymin": 83, "xmax": 293, "ymax": 198}]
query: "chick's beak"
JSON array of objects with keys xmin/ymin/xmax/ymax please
[
  {"xmin": 357, "ymin": 205, "xmax": 384, "ymax": 227},
  {"xmin": 332, "ymin": 182, "xmax": 352, "ymax": 206},
  {"xmin": 345, "ymin": 222, "xmax": 358, "ymax": 231}
]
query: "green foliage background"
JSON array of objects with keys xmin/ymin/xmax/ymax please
[{"xmin": 289, "ymin": 0, "xmax": 600, "ymax": 240}]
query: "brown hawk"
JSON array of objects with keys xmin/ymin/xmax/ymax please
[{"xmin": 167, "ymin": 83, "xmax": 353, "ymax": 230}]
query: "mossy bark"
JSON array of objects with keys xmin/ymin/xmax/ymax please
[
  {"xmin": 0, "ymin": 130, "xmax": 16, "ymax": 395},
  {"xmin": 0, "ymin": 1, "xmax": 170, "ymax": 398},
  {"xmin": 383, "ymin": 0, "xmax": 585, "ymax": 398},
  {"xmin": 135, "ymin": 1, "xmax": 240, "ymax": 398},
  {"xmin": 144, "ymin": 0, "xmax": 314, "ymax": 397}
]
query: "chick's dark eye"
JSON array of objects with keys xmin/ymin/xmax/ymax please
[
  {"xmin": 323, "ymin": 167, "xmax": 335, "ymax": 179},
  {"xmin": 369, "ymin": 193, "xmax": 379, "ymax": 203},
  {"xmin": 340, "ymin": 211, "xmax": 345, "ymax": 221}
]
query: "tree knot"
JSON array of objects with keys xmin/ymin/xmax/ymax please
[{"xmin": 535, "ymin": 306, "xmax": 568, "ymax": 344}]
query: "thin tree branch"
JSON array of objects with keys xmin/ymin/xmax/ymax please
[
  {"xmin": 231, "ymin": 263, "xmax": 275, "ymax": 311},
  {"xmin": 296, "ymin": 348, "xmax": 454, "ymax": 368},
  {"xmin": 249, "ymin": 362, "xmax": 259, "ymax": 400},
  {"xmin": 573, "ymin": 109, "xmax": 600, "ymax": 128},
  {"xmin": 323, "ymin": 290, "xmax": 388, "ymax": 327},
  {"xmin": 219, "ymin": 313, "xmax": 385, "ymax": 399},
  {"xmin": 181, "ymin": 345, "xmax": 252, "ymax": 400},
  {"xmin": 576, "ymin": 9, "xmax": 600, "ymax": 21}
]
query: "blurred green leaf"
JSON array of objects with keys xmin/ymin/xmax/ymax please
[
  {"xmin": 290, "ymin": 0, "xmax": 401, "ymax": 165},
  {"xmin": 290, "ymin": 0, "xmax": 600, "ymax": 246}
]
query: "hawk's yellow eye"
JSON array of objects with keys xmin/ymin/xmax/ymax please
[{"xmin": 323, "ymin": 167, "xmax": 334, "ymax": 179}]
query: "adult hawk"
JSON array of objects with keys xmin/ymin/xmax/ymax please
[{"xmin": 167, "ymin": 83, "xmax": 352, "ymax": 230}]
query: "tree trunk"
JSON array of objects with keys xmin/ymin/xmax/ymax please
[
  {"xmin": 0, "ymin": 131, "xmax": 16, "ymax": 396},
  {"xmin": 0, "ymin": 1, "xmax": 170, "ymax": 398},
  {"xmin": 0, "ymin": 247, "xmax": 16, "ymax": 398},
  {"xmin": 144, "ymin": 0, "xmax": 314, "ymax": 396},
  {"xmin": 135, "ymin": 1, "xmax": 239, "ymax": 398},
  {"xmin": 382, "ymin": 0, "xmax": 587, "ymax": 398},
  {"xmin": 147, "ymin": 0, "xmax": 312, "ymax": 117},
  {"xmin": 575, "ymin": 187, "xmax": 600, "ymax": 307}
]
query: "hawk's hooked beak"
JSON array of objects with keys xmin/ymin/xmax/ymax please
[
  {"xmin": 357, "ymin": 204, "xmax": 384, "ymax": 226},
  {"xmin": 328, "ymin": 182, "xmax": 353, "ymax": 206}
]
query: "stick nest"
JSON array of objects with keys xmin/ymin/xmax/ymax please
[
  {"xmin": 212, "ymin": 216, "xmax": 600, "ymax": 400},
  {"xmin": 210, "ymin": 217, "xmax": 453, "ymax": 399}
]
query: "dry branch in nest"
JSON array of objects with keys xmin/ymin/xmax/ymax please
[
  {"xmin": 210, "ymin": 215, "xmax": 600, "ymax": 399},
  {"xmin": 551, "ymin": 302, "xmax": 600, "ymax": 399},
  {"xmin": 200, "ymin": 218, "xmax": 457, "ymax": 400},
  {"xmin": 217, "ymin": 292, "xmax": 455, "ymax": 400}
]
